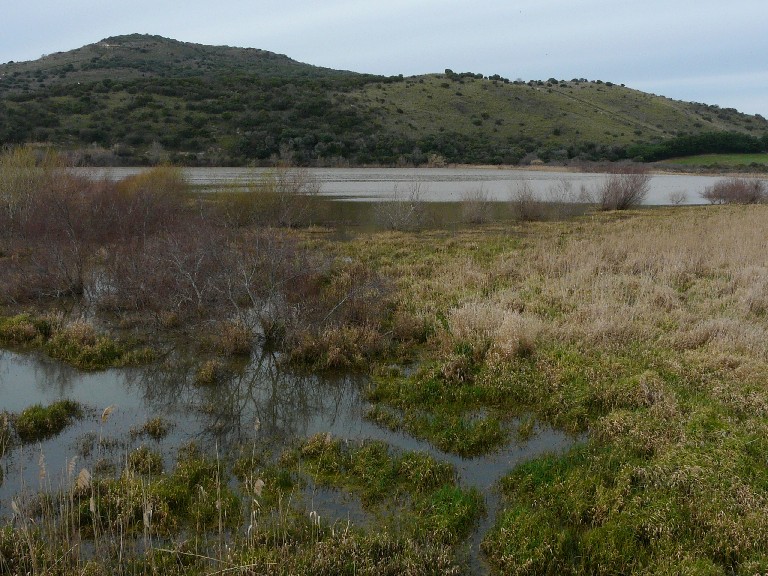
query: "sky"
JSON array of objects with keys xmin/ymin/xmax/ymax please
[{"xmin": 2, "ymin": 0, "xmax": 766, "ymax": 117}]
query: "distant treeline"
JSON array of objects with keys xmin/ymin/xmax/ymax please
[{"xmin": 628, "ymin": 132, "xmax": 768, "ymax": 162}]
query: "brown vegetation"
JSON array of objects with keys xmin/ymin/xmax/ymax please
[
  {"xmin": 701, "ymin": 177, "xmax": 767, "ymax": 204},
  {"xmin": 0, "ymin": 147, "xmax": 395, "ymax": 369},
  {"xmin": 594, "ymin": 165, "xmax": 651, "ymax": 210}
]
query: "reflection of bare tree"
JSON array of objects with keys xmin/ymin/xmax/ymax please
[
  {"xmin": 129, "ymin": 350, "xmax": 364, "ymax": 450},
  {"xmin": 27, "ymin": 352, "xmax": 80, "ymax": 396}
]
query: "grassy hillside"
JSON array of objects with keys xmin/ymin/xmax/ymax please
[
  {"xmin": 1, "ymin": 34, "xmax": 766, "ymax": 166},
  {"xmin": 352, "ymin": 75, "xmax": 767, "ymax": 164}
]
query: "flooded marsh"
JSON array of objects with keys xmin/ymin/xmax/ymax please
[{"xmin": 4, "ymin": 151, "xmax": 768, "ymax": 574}]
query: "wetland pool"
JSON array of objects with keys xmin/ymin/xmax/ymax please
[{"xmin": 0, "ymin": 348, "xmax": 577, "ymax": 571}]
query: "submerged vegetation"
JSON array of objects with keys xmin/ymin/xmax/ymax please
[{"xmin": 3, "ymin": 146, "xmax": 768, "ymax": 573}]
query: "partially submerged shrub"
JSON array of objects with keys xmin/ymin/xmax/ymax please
[
  {"xmin": 596, "ymin": 166, "xmax": 651, "ymax": 210},
  {"xmin": 460, "ymin": 186, "xmax": 493, "ymax": 224},
  {"xmin": 195, "ymin": 359, "xmax": 225, "ymax": 385},
  {"xmin": 0, "ymin": 412, "xmax": 10, "ymax": 457},
  {"xmin": 232, "ymin": 166, "xmax": 321, "ymax": 228},
  {"xmin": 45, "ymin": 320, "xmax": 124, "ymax": 370},
  {"xmin": 375, "ymin": 182, "xmax": 427, "ymax": 230},
  {"xmin": 701, "ymin": 177, "xmax": 767, "ymax": 204},
  {"xmin": 131, "ymin": 416, "xmax": 172, "ymax": 441},
  {"xmin": 14, "ymin": 400, "xmax": 83, "ymax": 443},
  {"xmin": 212, "ymin": 320, "xmax": 253, "ymax": 356},
  {"xmin": 510, "ymin": 180, "xmax": 546, "ymax": 221}
]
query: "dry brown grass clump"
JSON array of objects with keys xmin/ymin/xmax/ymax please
[{"xmin": 487, "ymin": 207, "xmax": 768, "ymax": 359}]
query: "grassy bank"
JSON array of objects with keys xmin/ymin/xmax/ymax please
[
  {"xmin": 329, "ymin": 205, "xmax": 768, "ymax": 573},
  {"xmin": 665, "ymin": 152, "xmax": 768, "ymax": 168}
]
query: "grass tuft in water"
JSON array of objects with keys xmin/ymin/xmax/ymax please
[{"xmin": 13, "ymin": 400, "xmax": 84, "ymax": 443}]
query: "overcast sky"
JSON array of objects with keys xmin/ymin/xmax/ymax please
[{"xmin": 3, "ymin": 0, "xmax": 766, "ymax": 117}]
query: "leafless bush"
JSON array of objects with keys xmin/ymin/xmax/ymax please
[
  {"xmin": 668, "ymin": 190, "xmax": 688, "ymax": 206},
  {"xmin": 101, "ymin": 221, "xmax": 229, "ymax": 321},
  {"xmin": 113, "ymin": 165, "xmax": 188, "ymax": 241},
  {"xmin": 510, "ymin": 180, "xmax": 546, "ymax": 221},
  {"xmin": 701, "ymin": 178, "xmax": 767, "ymax": 205},
  {"xmin": 460, "ymin": 186, "xmax": 493, "ymax": 224},
  {"xmin": 593, "ymin": 166, "xmax": 651, "ymax": 210},
  {"xmin": 375, "ymin": 182, "xmax": 427, "ymax": 230},
  {"xmin": 544, "ymin": 178, "xmax": 590, "ymax": 219},
  {"xmin": 0, "ymin": 146, "xmax": 61, "ymax": 238},
  {"xmin": 259, "ymin": 167, "xmax": 321, "ymax": 227}
]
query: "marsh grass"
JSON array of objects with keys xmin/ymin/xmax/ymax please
[
  {"xmin": 13, "ymin": 400, "xmax": 84, "ymax": 443},
  {"xmin": 131, "ymin": 416, "xmax": 173, "ymax": 441},
  {"xmin": 0, "ymin": 313, "xmax": 55, "ymax": 346},
  {"xmin": 45, "ymin": 319, "xmax": 154, "ymax": 370},
  {"xmin": 288, "ymin": 434, "xmax": 485, "ymax": 544},
  {"xmin": 6, "ymin": 150, "xmax": 768, "ymax": 574},
  {"xmin": 1, "ymin": 431, "xmax": 478, "ymax": 575},
  {"xmin": 328, "ymin": 205, "xmax": 768, "ymax": 572},
  {"xmin": 0, "ymin": 312, "xmax": 154, "ymax": 370}
]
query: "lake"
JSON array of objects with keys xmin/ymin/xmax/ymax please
[{"xmin": 82, "ymin": 166, "xmax": 741, "ymax": 205}]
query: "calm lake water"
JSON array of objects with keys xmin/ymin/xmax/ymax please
[{"xmin": 82, "ymin": 166, "xmax": 743, "ymax": 205}]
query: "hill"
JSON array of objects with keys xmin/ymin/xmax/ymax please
[{"xmin": 1, "ymin": 34, "xmax": 766, "ymax": 166}]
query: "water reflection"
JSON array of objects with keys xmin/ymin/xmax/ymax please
[
  {"xmin": 0, "ymin": 347, "xmax": 577, "ymax": 572},
  {"xmin": 80, "ymin": 166, "xmax": 735, "ymax": 205}
]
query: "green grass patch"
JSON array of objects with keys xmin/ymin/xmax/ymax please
[
  {"xmin": 45, "ymin": 320, "xmax": 154, "ymax": 370},
  {"xmin": 291, "ymin": 435, "xmax": 455, "ymax": 504},
  {"xmin": 13, "ymin": 399, "xmax": 83, "ymax": 443},
  {"xmin": 666, "ymin": 153, "xmax": 768, "ymax": 167},
  {"xmin": 77, "ymin": 443, "xmax": 240, "ymax": 537},
  {"xmin": 0, "ymin": 313, "xmax": 54, "ymax": 346}
]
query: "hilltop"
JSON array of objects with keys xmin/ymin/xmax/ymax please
[{"xmin": 1, "ymin": 34, "xmax": 766, "ymax": 166}]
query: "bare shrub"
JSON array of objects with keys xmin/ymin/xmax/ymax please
[
  {"xmin": 460, "ymin": 186, "xmax": 493, "ymax": 224},
  {"xmin": 510, "ymin": 180, "xmax": 546, "ymax": 221},
  {"xmin": 0, "ymin": 146, "xmax": 60, "ymax": 237},
  {"xmin": 375, "ymin": 182, "xmax": 427, "ymax": 231},
  {"xmin": 701, "ymin": 178, "xmax": 767, "ymax": 205},
  {"xmin": 101, "ymin": 220, "xmax": 229, "ymax": 322},
  {"xmin": 596, "ymin": 166, "xmax": 651, "ymax": 210},
  {"xmin": 668, "ymin": 190, "xmax": 688, "ymax": 206},
  {"xmin": 212, "ymin": 320, "xmax": 253, "ymax": 356},
  {"xmin": 113, "ymin": 165, "xmax": 188, "ymax": 241},
  {"xmin": 544, "ymin": 178, "xmax": 590, "ymax": 219},
  {"xmin": 247, "ymin": 166, "xmax": 321, "ymax": 227}
]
